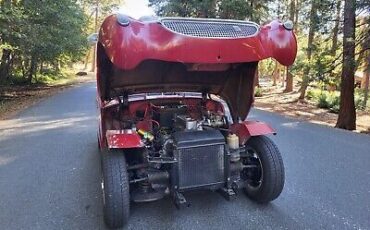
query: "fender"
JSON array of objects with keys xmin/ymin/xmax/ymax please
[
  {"xmin": 106, "ymin": 130, "xmax": 144, "ymax": 149},
  {"xmin": 230, "ymin": 121, "xmax": 276, "ymax": 145}
]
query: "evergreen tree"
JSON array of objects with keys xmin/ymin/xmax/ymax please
[
  {"xmin": 335, "ymin": 0, "xmax": 356, "ymax": 130},
  {"xmin": 0, "ymin": 0, "xmax": 88, "ymax": 83},
  {"xmin": 149, "ymin": 0, "xmax": 271, "ymax": 22}
]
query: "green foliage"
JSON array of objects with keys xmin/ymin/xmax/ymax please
[
  {"xmin": 312, "ymin": 90, "xmax": 340, "ymax": 113},
  {"xmin": 354, "ymin": 93, "xmax": 366, "ymax": 111},
  {"xmin": 328, "ymin": 94, "xmax": 340, "ymax": 113},
  {"xmin": 317, "ymin": 93, "xmax": 340, "ymax": 113},
  {"xmin": 255, "ymin": 87, "xmax": 263, "ymax": 97},
  {"xmin": 306, "ymin": 89, "xmax": 316, "ymax": 100},
  {"xmin": 218, "ymin": 0, "xmax": 271, "ymax": 21},
  {"xmin": 355, "ymin": 88, "xmax": 370, "ymax": 111},
  {"xmin": 35, "ymin": 72, "xmax": 67, "ymax": 85},
  {"xmin": 149, "ymin": 0, "xmax": 271, "ymax": 22},
  {"xmin": 309, "ymin": 87, "xmax": 369, "ymax": 113},
  {"xmin": 23, "ymin": 1, "xmax": 87, "ymax": 60},
  {"xmin": 259, "ymin": 59, "xmax": 275, "ymax": 77},
  {"xmin": 317, "ymin": 93, "xmax": 329, "ymax": 108},
  {"xmin": 149, "ymin": 0, "xmax": 217, "ymax": 17},
  {"xmin": 79, "ymin": 0, "xmax": 121, "ymax": 32},
  {"xmin": 0, "ymin": 0, "xmax": 88, "ymax": 84}
]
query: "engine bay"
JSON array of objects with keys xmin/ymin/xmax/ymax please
[
  {"xmin": 106, "ymin": 97, "xmax": 229, "ymax": 142},
  {"xmin": 99, "ymin": 93, "xmax": 282, "ymax": 215},
  {"xmin": 102, "ymin": 97, "xmax": 245, "ymax": 202}
]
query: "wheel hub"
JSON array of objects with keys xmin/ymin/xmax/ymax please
[{"xmin": 241, "ymin": 148, "xmax": 263, "ymax": 189}]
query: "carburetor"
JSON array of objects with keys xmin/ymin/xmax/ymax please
[{"xmin": 175, "ymin": 115, "xmax": 201, "ymax": 131}]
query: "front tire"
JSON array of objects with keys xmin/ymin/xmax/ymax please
[
  {"xmin": 242, "ymin": 136, "xmax": 285, "ymax": 203},
  {"xmin": 101, "ymin": 149, "xmax": 130, "ymax": 229}
]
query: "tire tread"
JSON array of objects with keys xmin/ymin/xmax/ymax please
[
  {"xmin": 102, "ymin": 149, "xmax": 130, "ymax": 229},
  {"xmin": 244, "ymin": 136, "xmax": 285, "ymax": 203}
]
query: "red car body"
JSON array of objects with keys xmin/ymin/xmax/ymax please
[{"xmin": 96, "ymin": 14, "xmax": 297, "ymax": 228}]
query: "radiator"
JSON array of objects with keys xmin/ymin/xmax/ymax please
[{"xmin": 172, "ymin": 130, "xmax": 226, "ymax": 190}]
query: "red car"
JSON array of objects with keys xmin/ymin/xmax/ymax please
[{"xmin": 97, "ymin": 14, "xmax": 297, "ymax": 228}]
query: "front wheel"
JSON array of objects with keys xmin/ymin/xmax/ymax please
[
  {"xmin": 101, "ymin": 149, "xmax": 130, "ymax": 229},
  {"xmin": 242, "ymin": 136, "xmax": 285, "ymax": 203}
]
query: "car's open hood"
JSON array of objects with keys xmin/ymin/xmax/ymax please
[{"xmin": 97, "ymin": 15, "xmax": 297, "ymax": 121}]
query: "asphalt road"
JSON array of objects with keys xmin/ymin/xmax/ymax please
[{"xmin": 0, "ymin": 83, "xmax": 369, "ymax": 230}]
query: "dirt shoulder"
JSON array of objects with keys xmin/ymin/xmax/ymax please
[
  {"xmin": 0, "ymin": 73, "xmax": 95, "ymax": 120},
  {"xmin": 254, "ymin": 84, "xmax": 370, "ymax": 134}
]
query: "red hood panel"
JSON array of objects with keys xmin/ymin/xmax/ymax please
[{"xmin": 99, "ymin": 15, "xmax": 297, "ymax": 70}]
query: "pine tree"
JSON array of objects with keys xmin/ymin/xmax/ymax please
[{"xmin": 335, "ymin": 0, "xmax": 356, "ymax": 130}]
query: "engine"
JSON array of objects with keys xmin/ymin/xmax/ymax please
[
  {"xmin": 112, "ymin": 98, "xmax": 242, "ymax": 205},
  {"xmin": 147, "ymin": 101, "xmax": 229, "ymax": 171}
]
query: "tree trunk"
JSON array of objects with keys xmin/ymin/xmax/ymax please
[
  {"xmin": 330, "ymin": 0, "xmax": 342, "ymax": 56},
  {"xmin": 91, "ymin": 0, "xmax": 99, "ymax": 73},
  {"xmin": 22, "ymin": 58, "xmax": 29, "ymax": 79},
  {"xmin": 272, "ymin": 61, "xmax": 279, "ymax": 86},
  {"xmin": 289, "ymin": 0, "xmax": 296, "ymax": 30},
  {"xmin": 298, "ymin": 0, "xmax": 318, "ymax": 99},
  {"xmin": 294, "ymin": 0, "xmax": 299, "ymax": 32},
  {"xmin": 91, "ymin": 45, "xmax": 97, "ymax": 72},
  {"xmin": 284, "ymin": 0, "xmax": 296, "ymax": 92},
  {"xmin": 357, "ymin": 17, "xmax": 369, "ymax": 81},
  {"xmin": 277, "ymin": 2, "xmax": 281, "ymax": 18},
  {"xmin": 284, "ymin": 65, "xmax": 293, "ymax": 91},
  {"xmin": 361, "ymin": 71, "xmax": 367, "ymax": 89},
  {"xmin": 67, "ymin": 62, "xmax": 73, "ymax": 69},
  {"xmin": 335, "ymin": 0, "xmax": 356, "ymax": 130},
  {"xmin": 53, "ymin": 61, "xmax": 60, "ymax": 72},
  {"xmin": 27, "ymin": 56, "xmax": 37, "ymax": 84},
  {"xmin": 84, "ymin": 47, "xmax": 91, "ymax": 70},
  {"xmin": 362, "ymin": 52, "xmax": 370, "ymax": 108},
  {"xmin": 40, "ymin": 62, "xmax": 44, "ymax": 73},
  {"xmin": 254, "ymin": 63, "xmax": 260, "ymax": 87},
  {"xmin": 0, "ymin": 49, "xmax": 12, "ymax": 83},
  {"xmin": 284, "ymin": 71, "xmax": 294, "ymax": 92}
]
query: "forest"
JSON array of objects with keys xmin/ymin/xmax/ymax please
[{"xmin": 0, "ymin": 0, "xmax": 369, "ymax": 130}]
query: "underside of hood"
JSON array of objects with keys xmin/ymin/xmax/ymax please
[{"xmin": 97, "ymin": 47, "xmax": 257, "ymax": 122}]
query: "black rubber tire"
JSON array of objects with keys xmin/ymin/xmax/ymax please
[
  {"xmin": 244, "ymin": 136, "xmax": 285, "ymax": 203},
  {"xmin": 101, "ymin": 149, "xmax": 130, "ymax": 229}
]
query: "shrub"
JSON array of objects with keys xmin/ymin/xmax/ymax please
[
  {"xmin": 306, "ymin": 88, "xmax": 322, "ymax": 100},
  {"xmin": 306, "ymin": 90, "xmax": 315, "ymax": 99},
  {"xmin": 327, "ymin": 95, "xmax": 340, "ymax": 113},
  {"xmin": 330, "ymin": 104, "xmax": 340, "ymax": 113},
  {"xmin": 355, "ymin": 96, "xmax": 365, "ymax": 110},
  {"xmin": 317, "ymin": 93, "xmax": 329, "ymax": 108},
  {"xmin": 255, "ymin": 87, "xmax": 263, "ymax": 97},
  {"xmin": 313, "ymin": 89, "xmax": 368, "ymax": 113}
]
